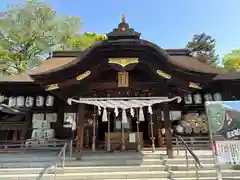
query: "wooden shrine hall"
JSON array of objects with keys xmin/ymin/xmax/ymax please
[{"xmin": 0, "ymin": 15, "xmax": 240, "ymax": 158}]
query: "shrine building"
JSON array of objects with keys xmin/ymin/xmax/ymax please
[{"xmin": 0, "ymin": 15, "xmax": 239, "ymax": 157}]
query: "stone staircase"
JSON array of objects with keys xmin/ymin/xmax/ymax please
[{"xmin": 0, "ymin": 150, "xmax": 240, "ymax": 179}]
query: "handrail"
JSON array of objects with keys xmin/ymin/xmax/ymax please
[
  {"xmin": 176, "ymin": 135, "xmax": 203, "ymax": 168},
  {"xmin": 176, "ymin": 135, "xmax": 203, "ymax": 180},
  {"xmin": 36, "ymin": 142, "xmax": 68, "ymax": 180}
]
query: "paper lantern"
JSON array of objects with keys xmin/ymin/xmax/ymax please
[
  {"xmin": 204, "ymin": 93, "xmax": 213, "ymax": 101},
  {"xmin": 16, "ymin": 96, "xmax": 25, "ymax": 107},
  {"xmin": 185, "ymin": 126, "xmax": 192, "ymax": 134},
  {"xmin": 46, "ymin": 95, "xmax": 54, "ymax": 107},
  {"xmin": 36, "ymin": 96, "xmax": 44, "ymax": 107},
  {"xmin": 43, "ymin": 129, "xmax": 55, "ymax": 139},
  {"xmin": 201, "ymin": 123, "xmax": 208, "ymax": 133},
  {"xmin": 184, "ymin": 94, "xmax": 193, "ymax": 104},
  {"xmin": 193, "ymin": 94, "xmax": 202, "ymax": 104},
  {"xmin": 8, "ymin": 97, "xmax": 16, "ymax": 107},
  {"xmin": 0, "ymin": 95, "xmax": 5, "ymax": 103},
  {"xmin": 176, "ymin": 125, "xmax": 184, "ymax": 133},
  {"xmin": 25, "ymin": 96, "xmax": 34, "ymax": 107},
  {"xmin": 72, "ymin": 120, "xmax": 76, "ymax": 131},
  {"xmin": 213, "ymin": 93, "xmax": 222, "ymax": 101}
]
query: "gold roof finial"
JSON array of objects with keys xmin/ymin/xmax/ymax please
[{"xmin": 121, "ymin": 14, "xmax": 126, "ymax": 23}]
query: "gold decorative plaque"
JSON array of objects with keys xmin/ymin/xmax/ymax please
[
  {"xmin": 76, "ymin": 70, "xmax": 91, "ymax": 81},
  {"xmin": 156, "ymin": 70, "xmax": 171, "ymax": 79},
  {"xmin": 46, "ymin": 83, "xmax": 59, "ymax": 91},
  {"xmin": 108, "ymin": 58, "xmax": 139, "ymax": 68},
  {"xmin": 118, "ymin": 72, "xmax": 129, "ymax": 87},
  {"xmin": 189, "ymin": 82, "xmax": 202, "ymax": 89}
]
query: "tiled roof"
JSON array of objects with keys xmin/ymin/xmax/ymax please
[{"xmin": 0, "ymin": 53, "xmax": 228, "ymax": 82}]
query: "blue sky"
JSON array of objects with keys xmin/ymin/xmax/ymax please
[
  {"xmin": 1, "ymin": 0, "xmax": 240, "ymax": 64},
  {"xmin": 224, "ymin": 101, "xmax": 240, "ymax": 111}
]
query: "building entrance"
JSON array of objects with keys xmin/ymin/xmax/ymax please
[{"xmin": 70, "ymin": 96, "xmax": 181, "ymax": 152}]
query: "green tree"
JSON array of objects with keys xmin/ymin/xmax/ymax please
[
  {"xmin": 186, "ymin": 32, "xmax": 219, "ymax": 65},
  {"xmin": 0, "ymin": 0, "xmax": 90, "ymax": 75},
  {"xmin": 223, "ymin": 49, "xmax": 240, "ymax": 70},
  {"xmin": 58, "ymin": 32, "xmax": 107, "ymax": 51}
]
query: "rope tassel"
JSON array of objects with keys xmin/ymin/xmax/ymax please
[
  {"xmin": 114, "ymin": 108, "xmax": 119, "ymax": 117},
  {"xmin": 102, "ymin": 107, "xmax": 108, "ymax": 122},
  {"xmin": 130, "ymin": 107, "xmax": 135, "ymax": 117},
  {"xmin": 148, "ymin": 105, "xmax": 153, "ymax": 114},
  {"xmin": 122, "ymin": 109, "xmax": 128, "ymax": 124},
  {"xmin": 139, "ymin": 107, "xmax": 145, "ymax": 121}
]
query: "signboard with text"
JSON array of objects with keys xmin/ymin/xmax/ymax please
[{"xmin": 205, "ymin": 101, "xmax": 240, "ymax": 165}]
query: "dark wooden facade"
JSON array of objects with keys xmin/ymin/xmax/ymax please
[{"xmin": 0, "ymin": 15, "xmax": 240, "ymax": 157}]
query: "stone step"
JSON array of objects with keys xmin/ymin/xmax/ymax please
[
  {"xmin": 171, "ymin": 169, "xmax": 240, "ymax": 178},
  {"xmin": 0, "ymin": 158, "xmax": 168, "ymax": 168},
  {"xmin": 0, "ymin": 170, "xmax": 239, "ymax": 180},
  {"xmin": 1, "ymin": 163, "xmax": 237, "ymax": 175},
  {"xmin": 0, "ymin": 171, "xmax": 168, "ymax": 179},
  {"xmin": 167, "ymin": 157, "xmax": 214, "ymax": 164},
  {"xmin": 173, "ymin": 178, "xmax": 239, "ymax": 180},
  {"xmin": 0, "ymin": 165, "xmax": 166, "ymax": 175}
]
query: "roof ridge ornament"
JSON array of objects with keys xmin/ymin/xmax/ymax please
[
  {"xmin": 121, "ymin": 14, "xmax": 126, "ymax": 23},
  {"xmin": 106, "ymin": 15, "xmax": 141, "ymax": 40}
]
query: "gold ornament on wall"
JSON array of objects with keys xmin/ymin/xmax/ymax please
[
  {"xmin": 156, "ymin": 70, "xmax": 171, "ymax": 79},
  {"xmin": 189, "ymin": 82, "xmax": 202, "ymax": 89},
  {"xmin": 108, "ymin": 58, "xmax": 139, "ymax": 68},
  {"xmin": 46, "ymin": 83, "xmax": 59, "ymax": 91},
  {"xmin": 76, "ymin": 70, "xmax": 91, "ymax": 81}
]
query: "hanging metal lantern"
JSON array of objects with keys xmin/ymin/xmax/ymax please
[
  {"xmin": 16, "ymin": 96, "xmax": 25, "ymax": 107},
  {"xmin": 193, "ymin": 94, "xmax": 202, "ymax": 104},
  {"xmin": 184, "ymin": 94, "xmax": 193, "ymax": 104},
  {"xmin": 204, "ymin": 93, "xmax": 213, "ymax": 101},
  {"xmin": 8, "ymin": 97, "xmax": 17, "ymax": 107},
  {"xmin": 0, "ymin": 95, "xmax": 5, "ymax": 103},
  {"xmin": 46, "ymin": 95, "xmax": 54, "ymax": 107},
  {"xmin": 36, "ymin": 96, "xmax": 44, "ymax": 107},
  {"xmin": 213, "ymin": 93, "xmax": 222, "ymax": 101},
  {"xmin": 25, "ymin": 96, "xmax": 34, "ymax": 107}
]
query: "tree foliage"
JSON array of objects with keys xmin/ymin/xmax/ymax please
[
  {"xmin": 186, "ymin": 32, "xmax": 219, "ymax": 65},
  {"xmin": 0, "ymin": 0, "xmax": 104, "ymax": 75},
  {"xmin": 223, "ymin": 49, "xmax": 240, "ymax": 70},
  {"xmin": 57, "ymin": 32, "xmax": 107, "ymax": 51},
  {"xmin": 0, "ymin": 0, "xmax": 59, "ymax": 75}
]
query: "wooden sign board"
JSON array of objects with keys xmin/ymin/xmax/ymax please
[{"xmin": 118, "ymin": 72, "xmax": 129, "ymax": 87}]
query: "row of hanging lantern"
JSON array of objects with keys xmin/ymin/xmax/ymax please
[
  {"xmin": 184, "ymin": 92, "xmax": 222, "ymax": 105},
  {"xmin": 6, "ymin": 95, "xmax": 54, "ymax": 108}
]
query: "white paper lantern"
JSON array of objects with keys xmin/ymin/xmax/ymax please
[
  {"xmin": 213, "ymin": 93, "xmax": 222, "ymax": 101},
  {"xmin": 36, "ymin": 96, "xmax": 44, "ymax": 107},
  {"xmin": 204, "ymin": 93, "xmax": 213, "ymax": 101},
  {"xmin": 176, "ymin": 125, "xmax": 184, "ymax": 133},
  {"xmin": 0, "ymin": 95, "xmax": 5, "ymax": 103},
  {"xmin": 72, "ymin": 120, "xmax": 76, "ymax": 131},
  {"xmin": 25, "ymin": 96, "xmax": 34, "ymax": 107},
  {"xmin": 8, "ymin": 97, "xmax": 17, "ymax": 107},
  {"xmin": 46, "ymin": 95, "xmax": 54, "ymax": 107},
  {"xmin": 16, "ymin": 96, "xmax": 25, "ymax": 107},
  {"xmin": 43, "ymin": 129, "xmax": 55, "ymax": 139},
  {"xmin": 193, "ymin": 94, "xmax": 202, "ymax": 104},
  {"xmin": 184, "ymin": 94, "xmax": 193, "ymax": 104}
]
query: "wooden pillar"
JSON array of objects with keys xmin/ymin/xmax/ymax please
[
  {"xmin": 155, "ymin": 111, "xmax": 163, "ymax": 147},
  {"xmin": 20, "ymin": 113, "xmax": 32, "ymax": 140},
  {"xmin": 163, "ymin": 102, "xmax": 173, "ymax": 158},
  {"xmin": 76, "ymin": 104, "xmax": 85, "ymax": 152}
]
